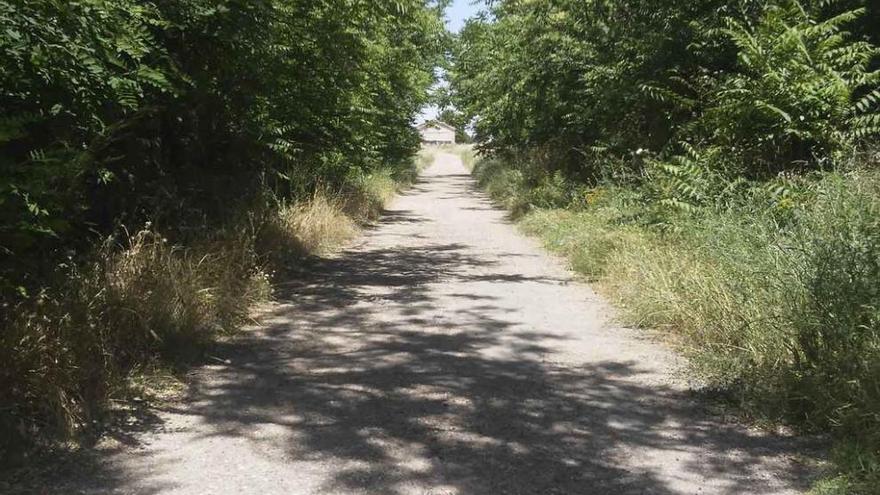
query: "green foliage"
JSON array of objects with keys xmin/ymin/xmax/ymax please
[
  {"xmin": 0, "ymin": 0, "xmax": 445, "ymax": 453},
  {"xmin": 450, "ymin": 0, "xmax": 879, "ymax": 178},
  {"xmin": 453, "ymin": 1, "xmax": 880, "ymax": 487},
  {"xmin": 694, "ymin": 1, "xmax": 880, "ymax": 171},
  {"xmin": 480, "ymin": 156, "xmax": 880, "ymax": 491},
  {"xmin": 472, "ymin": 158, "xmax": 530, "ymax": 214},
  {"xmin": 1, "ymin": 0, "xmax": 447, "ymax": 294}
]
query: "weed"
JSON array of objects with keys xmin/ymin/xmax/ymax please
[
  {"xmin": 0, "ymin": 157, "xmax": 416, "ymax": 461},
  {"xmin": 0, "ymin": 227, "xmax": 270, "ymax": 457},
  {"xmin": 474, "ymin": 155, "xmax": 880, "ymax": 491},
  {"xmin": 259, "ymin": 194, "xmax": 358, "ymax": 260}
]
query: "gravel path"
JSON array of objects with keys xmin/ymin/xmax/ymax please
[{"xmin": 41, "ymin": 152, "xmax": 818, "ymax": 494}]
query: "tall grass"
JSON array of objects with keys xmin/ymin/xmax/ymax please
[
  {"xmin": 259, "ymin": 194, "xmax": 359, "ymax": 260},
  {"xmin": 473, "ymin": 158, "xmax": 579, "ymax": 215},
  {"xmin": 0, "ymin": 228, "xmax": 271, "ymax": 450},
  {"xmin": 0, "ymin": 164, "xmax": 413, "ymax": 461},
  {"xmin": 417, "ymin": 147, "xmax": 438, "ymax": 171},
  {"xmin": 345, "ymin": 168, "xmax": 400, "ymax": 220},
  {"xmin": 257, "ymin": 169, "xmax": 400, "ymax": 263},
  {"xmin": 476, "ymin": 156, "xmax": 880, "ymax": 492}
]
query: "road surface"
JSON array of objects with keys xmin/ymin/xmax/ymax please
[{"xmin": 37, "ymin": 152, "xmax": 818, "ymax": 494}]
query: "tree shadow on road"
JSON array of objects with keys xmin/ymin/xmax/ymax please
[
  {"xmin": 157, "ymin": 208, "xmax": 819, "ymax": 494},
  {"xmin": 13, "ymin": 206, "xmax": 821, "ymax": 495}
]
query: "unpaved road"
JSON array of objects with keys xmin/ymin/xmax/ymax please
[{"xmin": 33, "ymin": 153, "xmax": 818, "ymax": 494}]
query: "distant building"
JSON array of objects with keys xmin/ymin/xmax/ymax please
[{"xmin": 417, "ymin": 121, "xmax": 456, "ymax": 144}]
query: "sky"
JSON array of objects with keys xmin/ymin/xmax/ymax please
[
  {"xmin": 445, "ymin": 0, "xmax": 482, "ymax": 33},
  {"xmin": 417, "ymin": 0, "xmax": 484, "ymax": 123}
]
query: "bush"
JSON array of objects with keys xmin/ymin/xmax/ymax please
[
  {"xmin": 506, "ymin": 166, "xmax": 880, "ymax": 490},
  {"xmin": 0, "ymin": 0, "xmax": 443, "ymax": 456},
  {"xmin": 451, "ymin": 0, "xmax": 880, "ymax": 180},
  {"xmin": 472, "ymin": 158, "xmax": 530, "ymax": 214},
  {"xmin": 692, "ymin": 2, "xmax": 880, "ymax": 173}
]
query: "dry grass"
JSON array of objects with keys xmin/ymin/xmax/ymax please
[
  {"xmin": 0, "ymin": 228, "xmax": 272, "ymax": 453},
  {"xmin": 0, "ymin": 160, "xmax": 416, "ymax": 462},
  {"xmin": 344, "ymin": 169, "xmax": 398, "ymax": 221},
  {"xmin": 258, "ymin": 168, "xmax": 402, "ymax": 262},
  {"xmin": 260, "ymin": 193, "xmax": 359, "ymax": 259},
  {"xmin": 417, "ymin": 147, "xmax": 437, "ymax": 170},
  {"xmin": 2, "ymin": 192, "xmax": 362, "ymax": 455},
  {"xmin": 489, "ymin": 161, "xmax": 880, "ymax": 493}
]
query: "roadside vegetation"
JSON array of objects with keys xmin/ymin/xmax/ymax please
[
  {"xmin": 0, "ymin": 0, "xmax": 446, "ymax": 461},
  {"xmin": 450, "ymin": 1, "xmax": 880, "ymax": 491}
]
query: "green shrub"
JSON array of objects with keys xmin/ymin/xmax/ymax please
[
  {"xmin": 474, "ymin": 154, "xmax": 880, "ymax": 490},
  {"xmin": 0, "ymin": 0, "xmax": 444, "ymax": 455},
  {"xmin": 472, "ymin": 158, "xmax": 530, "ymax": 214},
  {"xmin": 451, "ymin": 0, "xmax": 880, "ymax": 180},
  {"xmin": 694, "ymin": 1, "xmax": 880, "ymax": 172}
]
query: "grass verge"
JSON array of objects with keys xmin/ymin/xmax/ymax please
[
  {"xmin": 473, "ymin": 156, "xmax": 880, "ymax": 494},
  {"xmin": 0, "ymin": 163, "xmax": 416, "ymax": 464}
]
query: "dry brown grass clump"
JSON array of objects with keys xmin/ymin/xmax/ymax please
[
  {"xmin": 1, "ymin": 162, "xmax": 417, "ymax": 461},
  {"xmin": 257, "ymin": 168, "xmax": 405, "ymax": 262},
  {"xmin": 0, "ymin": 228, "xmax": 271, "ymax": 454},
  {"xmin": 259, "ymin": 194, "xmax": 359, "ymax": 260}
]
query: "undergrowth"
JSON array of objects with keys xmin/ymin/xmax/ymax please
[
  {"xmin": 474, "ymin": 157, "xmax": 880, "ymax": 493},
  {"xmin": 0, "ymin": 164, "xmax": 413, "ymax": 462}
]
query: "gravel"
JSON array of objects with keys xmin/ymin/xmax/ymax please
[{"xmin": 31, "ymin": 152, "xmax": 821, "ymax": 495}]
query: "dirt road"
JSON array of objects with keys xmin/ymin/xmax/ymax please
[{"xmin": 46, "ymin": 152, "xmax": 816, "ymax": 494}]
